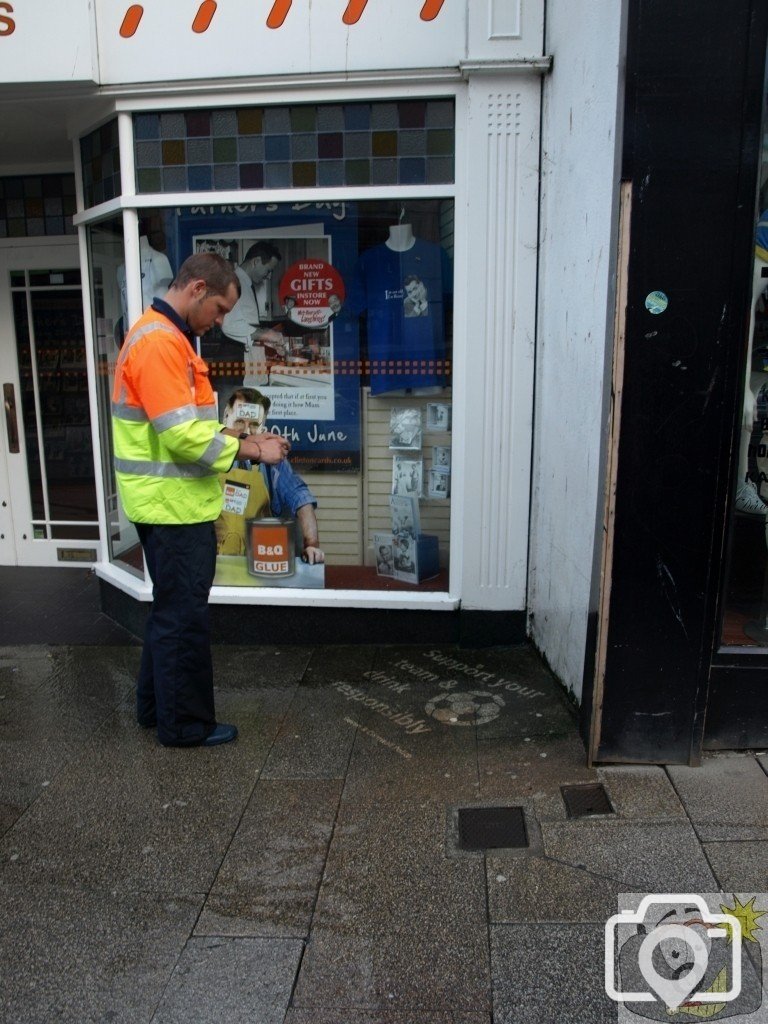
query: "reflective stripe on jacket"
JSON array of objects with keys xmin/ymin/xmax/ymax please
[{"xmin": 112, "ymin": 309, "xmax": 238, "ymax": 524}]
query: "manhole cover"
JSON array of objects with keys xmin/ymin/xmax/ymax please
[
  {"xmin": 561, "ymin": 783, "xmax": 614, "ymax": 818},
  {"xmin": 457, "ymin": 806, "xmax": 528, "ymax": 850}
]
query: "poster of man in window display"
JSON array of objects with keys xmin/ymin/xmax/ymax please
[
  {"xmin": 195, "ymin": 231, "xmax": 338, "ymax": 422},
  {"xmin": 174, "ymin": 202, "xmax": 360, "ymax": 473}
]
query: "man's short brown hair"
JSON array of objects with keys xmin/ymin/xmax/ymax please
[{"xmin": 171, "ymin": 253, "xmax": 241, "ymax": 298}]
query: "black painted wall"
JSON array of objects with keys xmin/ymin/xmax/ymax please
[{"xmin": 592, "ymin": 0, "xmax": 768, "ymax": 762}]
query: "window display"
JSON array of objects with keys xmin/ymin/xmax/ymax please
[{"xmin": 87, "ymin": 198, "xmax": 453, "ymax": 592}]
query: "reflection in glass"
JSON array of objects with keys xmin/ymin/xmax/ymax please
[
  {"xmin": 722, "ymin": 76, "xmax": 768, "ymax": 645},
  {"xmin": 11, "ymin": 275, "xmax": 97, "ymax": 539},
  {"xmin": 87, "ymin": 216, "xmax": 145, "ymax": 579}
]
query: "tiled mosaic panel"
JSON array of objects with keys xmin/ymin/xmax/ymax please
[
  {"xmin": 80, "ymin": 119, "xmax": 122, "ymax": 208},
  {"xmin": 133, "ymin": 101, "xmax": 455, "ymax": 193},
  {"xmin": 0, "ymin": 175, "xmax": 77, "ymax": 238}
]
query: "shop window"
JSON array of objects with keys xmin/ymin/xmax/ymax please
[
  {"xmin": 0, "ymin": 174, "xmax": 77, "ymax": 238},
  {"xmin": 80, "ymin": 120, "xmax": 122, "ymax": 208},
  {"xmin": 132, "ymin": 102, "xmax": 455, "ymax": 193},
  {"xmin": 90, "ymin": 199, "xmax": 454, "ymax": 592}
]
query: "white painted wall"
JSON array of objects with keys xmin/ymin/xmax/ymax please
[{"xmin": 528, "ymin": 0, "xmax": 626, "ymax": 698}]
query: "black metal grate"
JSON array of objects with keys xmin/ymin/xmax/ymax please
[
  {"xmin": 561, "ymin": 783, "xmax": 614, "ymax": 818},
  {"xmin": 457, "ymin": 806, "xmax": 528, "ymax": 850}
]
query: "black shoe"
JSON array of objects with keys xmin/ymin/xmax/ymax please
[
  {"xmin": 202, "ymin": 723, "xmax": 238, "ymax": 746},
  {"xmin": 137, "ymin": 717, "xmax": 157, "ymax": 728}
]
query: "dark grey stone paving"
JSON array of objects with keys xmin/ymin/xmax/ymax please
[
  {"xmin": 366, "ymin": 645, "xmax": 574, "ymax": 741},
  {"xmin": 301, "ymin": 644, "xmax": 377, "ymax": 686},
  {"xmin": 211, "ymin": 645, "xmax": 313, "ymax": 689},
  {"xmin": 668, "ymin": 753, "xmax": 768, "ymax": 839},
  {"xmin": 291, "ymin": 723, "xmax": 489, "ymax": 1014},
  {"xmin": 703, "ymin": 840, "xmax": 768, "ymax": 891},
  {"xmin": 541, "ymin": 820, "xmax": 718, "ymax": 892},
  {"xmin": 0, "ymin": 646, "xmax": 136, "ymax": 835},
  {"xmin": 2, "ymin": 639, "xmax": 767, "ymax": 1023},
  {"xmin": 0, "ymin": 567, "xmax": 140, "ymax": 645},
  {"xmin": 597, "ymin": 766, "xmax": 687, "ymax": 821},
  {"xmin": 196, "ymin": 778, "xmax": 343, "ymax": 937},
  {"xmin": 0, "ymin": 692, "xmax": 294, "ymax": 893},
  {"xmin": 152, "ymin": 937, "xmax": 304, "ymax": 1024},
  {"xmin": 0, "ymin": 880, "xmax": 202, "ymax": 1024},
  {"xmin": 476, "ymin": 733, "xmax": 598, "ymax": 821},
  {"xmin": 260, "ymin": 688, "xmax": 359, "ymax": 779},
  {"xmin": 491, "ymin": 923, "xmax": 616, "ymax": 1024},
  {"xmin": 284, "ymin": 1014, "xmax": 491, "ymax": 1023},
  {"xmin": 487, "ymin": 854, "xmax": 620, "ymax": 924}
]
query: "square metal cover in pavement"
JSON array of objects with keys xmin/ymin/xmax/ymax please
[
  {"xmin": 561, "ymin": 783, "xmax": 614, "ymax": 818},
  {"xmin": 457, "ymin": 806, "xmax": 528, "ymax": 850}
]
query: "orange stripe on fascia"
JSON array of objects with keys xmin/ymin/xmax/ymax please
[
  {"xmin": 192, "ymin": 1, "xmax": 217, "ymax": 33},
  {"xmin": 119, "ymin": 5, "xmax": 143, "ymax": 38}
]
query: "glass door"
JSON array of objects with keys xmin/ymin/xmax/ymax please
[
  {"xmin": 0, "ymin": 244, "xmax": 99, "ymax": 566},
  {"xmin": 718, "ymin": 62, "xmax": 768, "ymax": 650},
  {"xmin": 705, "ymin": 35, "xmax": 768, "ymax": 750}
]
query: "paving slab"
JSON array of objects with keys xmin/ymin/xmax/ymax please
[
  {"xmin": 0, "ymin": 646, "xmax": 69, "ymax": 698},
  {"xmin": 327, "ymin": 673, "xmax": 480, "ymax": 771},
  {"xmin": 0, "ymin": 570, "xmax": 141, "ymax": 646},
  {"xmin": 541, "ymin": 820, "xmax": 718, "ymax": 893},
  {"xmin": 597, "ymin": 766, "xmax": 687, "ymax": 821},
  {"xmin": 196, "ymin": 778, "xmax": 342, "ymax": 937},
  {"xmin": 476, "ymin": 734, "xmax": 597, "ymax": 822},
  {"xmin": 0, "ymin": 647, "xmax": 136, "ymax": 826},
  {"xmin": 211, "ymin": 645, "xmax": 313, "ymax": 689},
  {"xmin": 151, "ymin": 936, "xmax": 303, "ymax": 1024},
  {"xmin": 491, "ymin": 923, "xmax": 615, "ymax": 1024},
  {"xmin": 0, "ymin": 646, "xmax": 134, "ymax": 721},
  {"xmin": 668, "ymin": 754, "xmax": 768, "ymax": 839},
  {"xmin": 261, "ymin": 688, "xmax": 359, "ymax": 779},
  {"xmin": 487, "ymin": 854, "xmax": 620, "ymax": 924},
  {"xmin": 0, "ymin": 690, "xmax": 295, "ymax": 893},
  {"xmin": 0, "ymin": 879, "xmax": 201, "ymax": 1024},
  {"xmin": 285, "ymin": 1013, "xmax": 491, "ymax": 1023},
  {"xmin": 292, "ymin": 726, "xmax": 489, "ymax": 1013},
  {"xmin": 301, "ymin": 645, "xmax": 377, "ymax": 687},
  {"xmin": 368, "ymin": 645, "xmax": 574, "ymax": 740},
  {"xmin": 0, "ymin": 801, "xmax": 21, "ymax": 837},
  {"xmin": 703, "ymin": 841, "xmax": 768, "ymax": 891}
]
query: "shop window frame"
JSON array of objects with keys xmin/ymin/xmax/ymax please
[{"xmin": 74, "ymin": 85, "xmax": 466, "ymax": 610}]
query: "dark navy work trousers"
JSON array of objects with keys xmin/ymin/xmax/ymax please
[{"xmin": 135, "ymin": 521, "xmax": 218, "ymax": 746}]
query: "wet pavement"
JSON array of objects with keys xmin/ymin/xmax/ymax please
[
  {"xmin": 1, "ymin": 634, "xmax": 768, "ymax": 1019},
  {"xmin": 2, "ymin": 589, "xmax": 768, "ymax": 1021}
]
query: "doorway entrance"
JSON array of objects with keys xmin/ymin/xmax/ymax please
[{"xmin": 0, "ymin": 243, "xmax": 99, "ymax": 566}]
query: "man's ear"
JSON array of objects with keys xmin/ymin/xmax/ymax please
[{"xmin": 190, "ymin": 279, "xmax": 207, "ymax": 298}]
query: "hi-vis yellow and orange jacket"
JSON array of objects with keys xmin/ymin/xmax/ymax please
[{"xmin": 111, "ymin": 308, "xmax": 239, "ymax": 524}]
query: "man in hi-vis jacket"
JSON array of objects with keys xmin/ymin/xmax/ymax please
[{"xmin": 112, "ymin": 253, "xmax": 290, "ymax": 747}]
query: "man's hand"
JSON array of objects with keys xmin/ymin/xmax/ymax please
[
  {"xmin": 238, "ymin": 432, "xmax": 290, "ymax": 464},
  {"xmin": 302, "ymin": 545, "xmax": 325, "ymax": 565}
]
